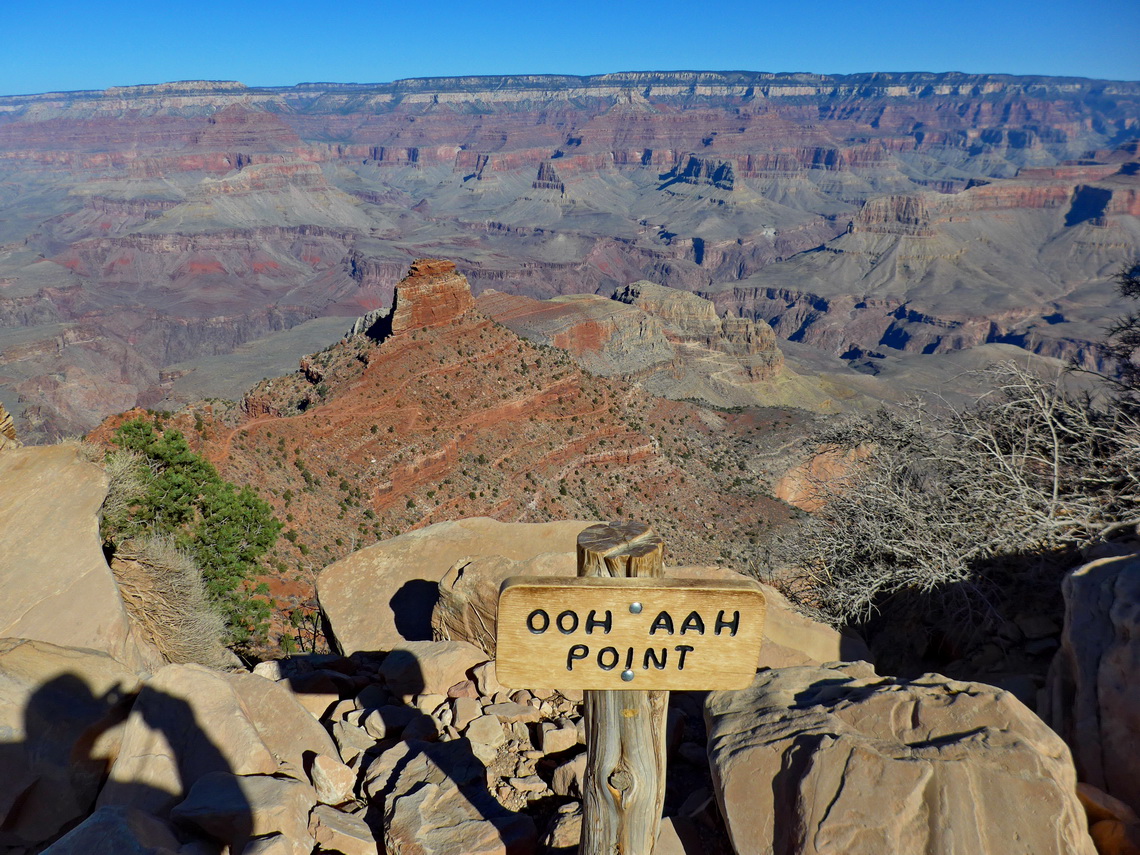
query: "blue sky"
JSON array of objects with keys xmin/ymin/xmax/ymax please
[{"xmin": 2, "ymin": 0, "xmax": 1138, "ymax": 96}]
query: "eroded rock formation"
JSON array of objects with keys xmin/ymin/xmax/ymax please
[{"xmin": 706, "ymin": 663, "xmax": 1096, "ymax": 855}]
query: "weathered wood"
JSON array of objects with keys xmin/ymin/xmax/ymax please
[
  {"xmin": 496, "ymin": 576, "xmax": 767, "ymax": 690},
  {"xmin": 578, "ymin": 521, "xmax": 667, "ymax": 855}
]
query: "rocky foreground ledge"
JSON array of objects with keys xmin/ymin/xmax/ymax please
[{"xmin": 0, "ymin": 443, "xmax": 1137, "ymax": 854}]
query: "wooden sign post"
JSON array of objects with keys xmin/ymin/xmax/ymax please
[{"xmin": 496, "ymin": 521, "xmax": 767, "ymax": 855}]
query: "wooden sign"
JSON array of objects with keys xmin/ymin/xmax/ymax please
[{"xmin": 496, "ymin": 575, "xmax": 766, "ymax": 691}]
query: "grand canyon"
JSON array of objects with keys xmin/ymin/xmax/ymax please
[
  {"xmin": 1, "ymin": 69, "xmax": 1139, "ymax": 855},
  {"xmin": 1, "ymin": 71, "xmax": 1138, "ymax": 440}
]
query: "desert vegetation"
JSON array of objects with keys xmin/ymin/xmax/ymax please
[
  {"xmin": 101, "ymin": 417, "xmax": 282, "ymax": 650},
  {"xmin": 766, "ymin": 261, "xmax": 1140, "ymax": 666}
]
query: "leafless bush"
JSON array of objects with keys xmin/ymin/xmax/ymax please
[
  {"xmin": 765, "ymin": 363, "xmax": 1140, "ymax": 641},
  {"xmin": 110, "ymin": 535, "xmax": 235, "ymax": 669},
  {"xmin": 99, "ymin": 448, "xmax": 148, "ymax": 538}
]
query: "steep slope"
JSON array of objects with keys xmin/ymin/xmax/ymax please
[{"xmin": 98, "ymin": 261, "xmax": 799, "ymax": 615}]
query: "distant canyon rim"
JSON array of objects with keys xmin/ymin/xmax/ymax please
[{"xmin": 0, "ymin": 70, "xmax": 1137, "ymax": 440}]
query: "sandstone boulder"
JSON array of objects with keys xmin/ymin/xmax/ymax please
[
  {"xmin": 366, "ymin": 739, "xmax": 536, "ymax": 855},
  {"xmin": 318, "ymin": 517, "xmax": 594, "ymax": 654},
  {"xmin": 39, "ymin": 805, "xmax": 180, "ymax": 855},
  {"xmin": 98, "ymin": 664, "xmax": 337, "ymax": 816},
  {"xmin": 0, "ymin": 638, "xmax": 142, "ymax": 850},
  {"xmin": 0, "ymin": 444, "xmax": 159, "ymax": 671},
  {"xmin": 1045, "ymin": 552, "xmax": 1140, "ymax": 814},
  {"xmin": 309, "ymin": 804, "xmax": 378, "ymax": 855},
  {"xmin": 706, "ymin": 663, "xmax": 1095, "ymax": 855},
  {"xmin": 377, "ymin": 639, "xmax": 487, "ymax": 695},
  {"xmin": 433, "ymin": 552, "xmax": 576, "ymax": 656},
  {"xmin": 170, "ymin": 772, "xmax": 315, "ymax": 855}
]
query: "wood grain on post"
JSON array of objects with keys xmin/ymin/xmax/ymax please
[{"xmin": 577, "ymin": 521, "xmax": 667, "ymax": 855}]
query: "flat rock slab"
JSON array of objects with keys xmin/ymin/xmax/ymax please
[
  {"xmin": 378, "ymin": 640, "xmax": 487, "ymax": 696},
  {"xmin": 0, "ymin": 444, "xmax": 158, "ymax": 671},
  {"xmin": 706, "ymin": 663, "xmax": 1096, "ymax": 855},
  {"xmin": 39, "ymin": 806, "xmax": 180, "ymax": 855},
  {"xmin": 99, "ymin": 664, "xmax": 337, "ymax": 816},
  {"xmin": 366, "ymin": 739, "xmax": 535, "ymax": 855}
]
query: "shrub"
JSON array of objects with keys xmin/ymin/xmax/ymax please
[
  {"xmin": 109, "ymin": 536, "xmax": 234, "ymax": 668},
  {"xmin": 107, "ymin": 418, "xmax": 282, "ymax": 644},
  {"xmin": 765, "ymin": 364, "xmax": 1140, "ymax": 657}
]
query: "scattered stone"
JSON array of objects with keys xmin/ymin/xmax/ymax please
[
  {"xmin": 281, "ymin": 671, "xmax": 344, "ymax": 720},
  {"xmin": 1091, "ymin": 820, "xmax": 1140, "ymax": 855},
  {"xmin": 537, "ymin": 720, "xmax": 578, "ymax": 755},
  {"xmin": 362, "ymin": 704, "xmax": 417, "ymax": 740},
  {"xmin": 655, "ymin": 815, "xmax": 704, "ymax": 855},
  {"xmin": 402, "ymin": 712, "xmax": 441, "ymax": 742},
  {"xmin": 472, "ymin": 661, "xmax": 505, "ymax": 697},
  {"xmin": 677, "ymin": 786, "xmax": 713, "ymax": 818},
  {"xmin": 452, "ymin": 696, "xmax": 483, "ymax": 731},
  {"xmin": 706, "ymin": 664, "xmax": 1095, "ymax": 855},
  {"xmin": 375, "ymin": 739, "xmax": 536, "ymax": 855},
  {"xmin": 242, "ymin": 834, "xmax": 302, "ymax": 855},
  {"xmin": 1079, "ymin": 783, "xmax": 1140, "ymax": 825},
  {"xmin": 485, "ymin": 701, "xmax": 541, "ymax": 723},
  {"xmin": 354, "ymin": 683, "xmax": 390, "ymax": 711},
  {"xmin": 327, "ymin": 698, "xmax": 358, "ymax": 721},
  {"xmin": 226, "ymin": 671, "xmax": 339, "ymax": 775},
  {"xmin": 542, "ymin": 801, "xmax": 582, "ymax": 851},
  {"xmin": 39, "ymin": 806, "xmax": 181, "ymax": 855},
  {"xmin": 310, "ymin": 754, "xmax": 357, "ymax": 805},
  {"xmin": 509, "ymin": 775, "xmax": 547, "ymax": 795},
  {"xmin": 448, "ymin": 679, "xmax": 478, "ymax": 699},
  {"xmin": 1046, "ymin": 553, "xmax": 1140, "ymax": 813},
  {"xmin": 551, "ymin": 753, "xmax": 586, "ymax": 797},
  {"xmin": 170, "ymin": 772, "xmax": 315, "ymax": 853},
  {"xmin": 332, "ymin": 720, "xmax": 375, "ymax": 768},
  {"xmin": 309, "ymin": 804, "xmax": 378, "ymax": 855},
  {"xmin": 465, "ymin": 714, "xmax": 507, "ymax": 764},
  {"xmin": 414, "ymin": 692, "xmax": 448, "ymax": 714},
  {"xmin": 377, "ymin": 640, "xmax": 486, "ymax": 695}
]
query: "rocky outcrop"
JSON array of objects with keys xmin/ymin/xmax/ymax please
[
  {"xmin": 0, "ymin": 444, "xmax": 160, "ymax": 672},
  {"xmin": 317, "ymin": 518, "xmax": 595, "ymax": 654},
  {"xmin": 481, "ymin": 280, "xmax": 786, "ymax": 409},
  {"xmin": 706, "ymin": 663, "xmax": 1096, "ymax": 855},
  {"xmin": 368, "ymin": 259, "xmax": 477, "ymax": 341},
  {"xmin": 615, "ymin": 280, "xmax": 781, "ymax": 369},
  {"xmin": 1045, "ymin": 552, "xmax": 1140, "ymax": 815},
  {"xmin": 532, "ymin": 161, "xmax": 565, "ymax": 193},
  {"xmin": 663, "ymin": 155, "xmax": 736, "ymax": 191},
  {"xmin": 0, "ymin": 402, "xmax": 18, "ymax": 450}
]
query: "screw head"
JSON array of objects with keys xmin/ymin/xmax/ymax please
[
  {"xmin": 629, "ymin": 602, "xmax": 643, "ymax": 614},
  {"xmin": 621, "ymin": 669, "xmax": 635, "ymax": 682}
]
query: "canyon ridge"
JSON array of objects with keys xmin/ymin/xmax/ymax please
[{"xmin": 0, "ymin": 71, "xmax": 1137, "ymax": 440}]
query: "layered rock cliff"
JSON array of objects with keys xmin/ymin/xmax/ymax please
[{"xmin": 0, "ymin": 73, "xmax": 1137, "ymax": 438}]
